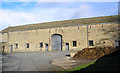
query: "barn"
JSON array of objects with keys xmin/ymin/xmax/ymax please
[{"xmin": 0, "ymin": 15, "xmax": 119, "ymax": 53}]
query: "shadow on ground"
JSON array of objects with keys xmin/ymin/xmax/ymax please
[{"xmin": 71, "ymin": 48, "xmax": 120, "ymax": 73}]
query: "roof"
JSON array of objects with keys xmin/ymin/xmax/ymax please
[{"xmin": 2, "ymin": 15, "xmax": 119, "ymax": 33}]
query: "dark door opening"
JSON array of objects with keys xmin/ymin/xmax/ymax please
[
  {"xmin": 2, "ymin": 46, "xmax": 5, "ymax": 53},
  {"xmin": 10, "ymin": 45, "xmax": 13, "ymax": 52},
  {"xmin": 65, "ymin": 43, "xmax": 69, "ymax": 50},
  {"xmin": 45, "ymin": 43, "xmax": 48, "ymax": 51}
]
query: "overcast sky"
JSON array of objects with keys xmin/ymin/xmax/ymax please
[{"xmin": 0, "ymin": 0, "xmax": 119, "ymax": 31}]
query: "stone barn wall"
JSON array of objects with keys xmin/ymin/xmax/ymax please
[
  {"xmin": 1, "ymin": 22, "xmax": 119, "ymax": 53},
  {"xmin": 88, "ymin": 23, "xmax": 119, "ymax": 47},
  {"xmin": 0, "ymin": 42, "xmax": 1, "ymax": 54}
]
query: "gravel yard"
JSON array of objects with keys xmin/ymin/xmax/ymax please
[
  {"xmin": 51, "ymin": 57, "xmax": 94, "ymax": 69},
  {"xmin": 2, "ymin": 51, "xmax": 75, "ymax": 71}
]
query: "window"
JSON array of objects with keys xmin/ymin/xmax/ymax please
[
  {"xmin": 40, "ymin": 43, "xmax": 43, "ymax": 48},
  {"xmin": 90, "ymin": 26, "xmax": 91, "ymax": 28},
  {"xmin": 103, "ymin": 41, "xmax": 105, "ymax": 44},
  {"xmin": 89, "ymin": 40, "xmax": 94, "ymax": 46},
  {"xmin": 26, "ymin": 43, "xmax": 29, "ymax": 48},
  {"xmin": 15, "ymin": 44, "xmax": 18, "ymax": 49},
  {"xmin": 73, "ymin": 41, "xmax": 77, "ymax": 47},
  {"xmin": 102, "ymin": 24, "xmax": 103, "ymax": 27},
  {"xmin": 103, "ymin": 29, "xmax": 105, "ymax": 31},
  {"xmin": 45, "ymin": 43, "xmax": 48, "ymax": 46},
  {"xmin": 49, "ymin": 31, "xmax": 51, "ymax": 33},
  {"xmin": 62, "ymin": 30, "xmax": 63, "ymax": 32},
  {"xmin": 115, "ymin": 40, "xmax": 120, "ymax": 47}
]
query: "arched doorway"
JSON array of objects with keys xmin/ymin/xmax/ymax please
[{"xmin": 51, "ymin": 34, "xmax": 62, "ymax": 51}]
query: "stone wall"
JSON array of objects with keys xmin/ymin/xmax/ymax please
[
  {"xmin": 0, "ymin": 33, "xmax": 2, "ymax": 53},
  {"xmin": 1, "ymin": 22, "xmax": 119, "ymax": 53}
]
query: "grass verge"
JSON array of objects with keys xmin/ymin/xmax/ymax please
[
  {"xmin": 65, "ymin": 60, "xmax": 96, "ymax": 71},
  {"xmin": 56, "ymin": 60, "xmax": 96, "ymax": 73}
]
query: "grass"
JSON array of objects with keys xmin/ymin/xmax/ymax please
[
  {"xmin": 56, "ymin": 49, "xmax": 120, "ymax": 73},
  {"xmin": 65, "ymin": 60, "xmax": 96, "ymax": 71},
  {"xmin": 71, "ymin": 49, "xmax": 120, "ymax": 72},
  {"xmin": 55, "ymin": 60, "xmax": 96, "ymax": 73}
]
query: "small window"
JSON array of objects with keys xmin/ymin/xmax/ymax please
[
  {"xmin": 89, "ymin": 40, "xmax": 94, "ymax": 46},
  {"xmin": 40, "ymin": 43, "xmax": 43, "ymax": 48},
  {"xmin": 55, "ymin": 29, "xmax": 57, "ymax": 31},
  {"xmin": 45, "ymin": 43, "xmax": 48, "ymax": 46},
  {"xmin": 15, "ymin": 44, "xmax": 18, "ymax": 49},
  {"xmin": 115, "ymin": 40, "xmax": 120, "ymax": 47},
  {"xmin": 26, "ymin": 43, "xmax": 29, "ymax": 48},
  {"xmin": 62, "ymin": 30, "xmax": 64, "ymax": 32},
  {"xmin": 49, "ymin": 31, "xmax": 51, "ymax": 33},
  {"xmin": 103, "ymin": 41, "xmax": 105, "ymax": 44},
  {"xmin": 103, "ymin": 29, "xmax": 105, "ymax": 31},
  {"xmin": 90, "ymin": 26, "xmax": 91, "ymax": 28},
  {"xmin": 73, "ymin": 41, "xmax": 77, "ymax": 47},
  {"xmin": 102, "ymin": 24, "xmax": 103, "ymax": 27}
]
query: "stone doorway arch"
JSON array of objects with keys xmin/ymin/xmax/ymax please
[{"xmin": 51, "ymin": 34, "xmax": 62, "ymax": 51}]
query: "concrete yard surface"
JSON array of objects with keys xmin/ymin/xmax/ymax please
[
  {"xmin": 51, "ymin": 57, "xmax": 93, "ymax": 69},
  {"xmin": 2, "ymin": 51, "xmax": 76, "ymax": 71}
]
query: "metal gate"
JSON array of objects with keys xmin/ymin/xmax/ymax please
[{"xmin": 52, "ymin": 34, "xmax": 62, "ymax": 51}]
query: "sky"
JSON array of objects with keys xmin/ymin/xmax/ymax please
[{"xmin": 0, "ymin": 0, "xmax": 119, "ymax": 31}]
